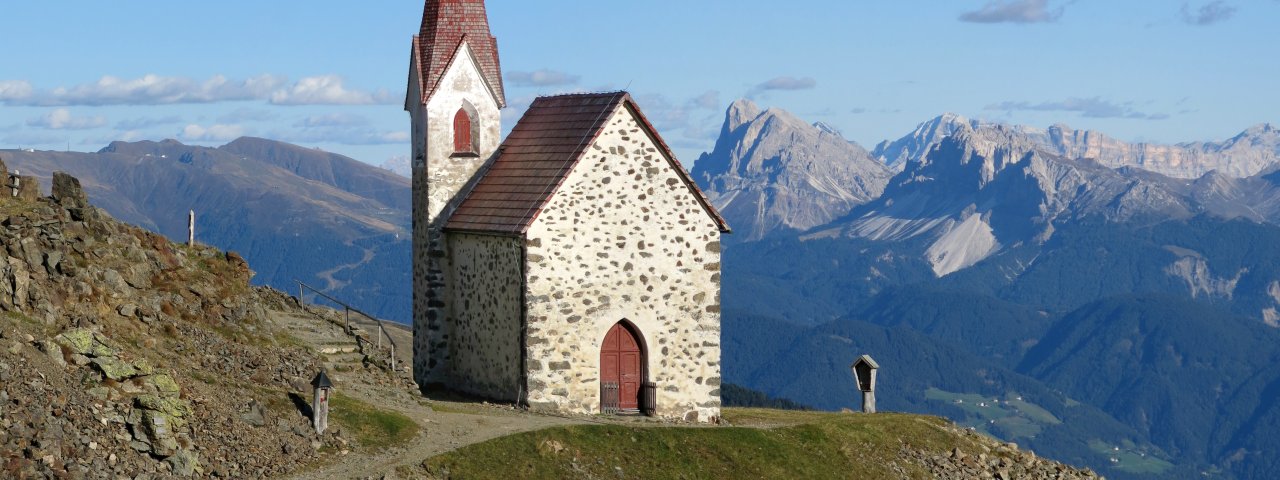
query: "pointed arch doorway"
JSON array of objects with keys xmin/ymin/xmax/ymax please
[{"xmin": 600, "ymin": 321, "xmax": 645, "ymax": 412}]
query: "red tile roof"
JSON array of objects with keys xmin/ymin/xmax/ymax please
[
  {"xmin": 446, "ymin": 92, "xmax": 732, "ymax": 236},
  {"xmin": 413, "ymin": 0, "xmax": 506, "ymax": 108}
]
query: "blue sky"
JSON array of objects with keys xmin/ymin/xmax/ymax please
[{"xmin": 1, "ymin": 0, "xmax": 1277, "ymax": 169}]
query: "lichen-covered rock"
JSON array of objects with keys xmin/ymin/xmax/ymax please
[
  {"xmin": 138, "ymin": 409, "xmax": 181, "ymax": 455},
  {"xmin": 92, "ymin": 356, "xmax": 139, "ymax": 381},
  {"xmin": 144, "ymin": 373, "xmax": 181, "ymax": 396},
  {"xmin": 55, "ymin": 328, "xmax": 117, "ymax": 358},
  {"xmin": 137, "ymin": 394, "xmax": 193, "ymax": 419},
  {"xmin": 165, "ymin": 450, "xmax": 202, "ymax": 476}
]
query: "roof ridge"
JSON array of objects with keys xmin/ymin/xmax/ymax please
[
  {"xmin": 445, "ymin": 93, "xmax": 731, "ymax": 235},
  {"xmin": 536, "ymin": 91, "xmax": 628, "ymax": 99}
]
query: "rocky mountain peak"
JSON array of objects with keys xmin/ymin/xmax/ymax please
[
  {"xmin": 873, "ymin": 112, "xmax": 977, "ymax": 170},
  {"xmin": 693, "ymin": 99, "xmax": 892, "ymax": 241},
  {"xmin": 725, "ymin": 98, "xmax": 764, "ymax": 132},
  {"xmin": 1244, "ymin": 123, "xmax": 1276, "ymax": 135},
  {"xmin": 98, "ymin": 139, "xmax": 186, "ymax": 156},
  {"xmin": 812, "ymin": 121, "xmax": 844, "ymax": 138}
]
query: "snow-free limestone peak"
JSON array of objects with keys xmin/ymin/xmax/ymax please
[{"xmin": 692, "ymin": 99, "xmax": 893, "ymax": 241}]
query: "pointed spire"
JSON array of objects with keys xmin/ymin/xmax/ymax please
[
  {"xmin": 414, "ymin": 0, "xmax": 506, "ymax": 107},
  {"xmin": 311, "ymin": 370, "xmax": 333, "ymax": 389}
]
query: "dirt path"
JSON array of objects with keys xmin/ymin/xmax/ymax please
[
  {"xmin": 315, "ymin": 246, "xmax": 375, "ymax": 291},
  {"xmin": 268, "ymin": 308, "xmax": 586, "ymax": 479}
]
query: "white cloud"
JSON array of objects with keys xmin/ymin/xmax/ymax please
[
  {"xmin": 986, "ymin": 96, "xmax": 1170, "ymax": 120},
  {"xmin": 296, "ymin": 113, "xmax": 370, "ymax": 128},
  {"xmin": 79, "ymin": 130, "xmax": 150, "ymax": 146},
  {"xmin": 747, "ymin": 77, "xmax": 817, "ymax": 98},
  {"xmin": 1181, "ymin": 1, "xmax": 1237, "ymax": 25},
  {"xmin": 115, "ymin": 115, "xmax": 183, "ymax": 130},
  {"xmin": 269, "ymin": 75, "xmax": 394, "ymax": 106},
  {"xmin": 506, "ymin": 70, "xmax": 581, "ymax": 87},
  {"xmin": 3, "ymin": 131, "xmax": 66, "ymax": 146},
  {"xmin": 272, "ymin": 128, "xmax": 409, "ymax": 145},
  {"xmin": 0, "ymin": 74, "xmax": 392, "ymax": 107},
  {"xmin": 959, "ymin": 0, "xmax": 1066, "ymax": 24},
  {"xmin": 13, "ymin": 74, "xmax": 286, "ymax": 106},
  {"xmin": 180, "ymin": 124, "xmax": 247, "ymax": 142},
  {"xmin": 688, "ymin": 91, "xmax": 721, "ymax": 110},
  {"xmin": 218, "ymin": 108, "xmax": 278, "ymax": 123},
  {"xmin": 27, "ymin": 108, "xmax": 108, "ymax": 130},
  {"xmin": 0, "ymin": 80, "xmax": 34, "ymax": 101}
]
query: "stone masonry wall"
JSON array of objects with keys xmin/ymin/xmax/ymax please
[
  {"xmin": 445, "ymin": 232, "xmax": 524, "ymax": 400},
  {"xmin": 523, "ymin": 105, "xmax": 723, "ymax": 422},
  {"xmin": 410, "ymin": 43, "xmax": 502, "ymax": 388}
]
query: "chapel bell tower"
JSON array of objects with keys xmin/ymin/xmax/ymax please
[{"xmin": 406, "ymin": 0, "xmax": 507, "ymax": 387}]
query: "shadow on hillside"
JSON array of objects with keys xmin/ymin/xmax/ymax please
[{"xmin": 288, "ymin": 392, "xmax": 314, "ymax": 420}]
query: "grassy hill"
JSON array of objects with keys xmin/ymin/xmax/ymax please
[{"xmin": 408, "ymin": 409, "xmax": 1100, "ymax": 480}]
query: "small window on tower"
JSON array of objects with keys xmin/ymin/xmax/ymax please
[{"xmin": 453, "ymin": 107, "xmax": 478, "ymax": 156}]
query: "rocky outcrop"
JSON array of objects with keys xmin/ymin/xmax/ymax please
[
  {"xmin": 51, "ymin": 171, "xmax": 87, "ymax": 208},
  {"xmin": 2, "ymin": 137, "xmax": 412, "ymax": 323},
  {"xmin": 0, "ymin": 173, "xmax": 343, "ymax": 478},
  {"xmin": 692, "ymin": 99, "xmax": 893, "ymax": 240},
  {"xmin": 904, "ymin": 427, "xmax": 1102, "ymax": 480}
]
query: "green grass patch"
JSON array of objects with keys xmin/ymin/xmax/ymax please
[
  {"xmin": 330, "ymin": 393, "xmax": 418, "ymax": 450},
  {"xmin": 421, "ymin": 409, "xmax": 991, "ymax": 480},
  {"xmin": 1005, "ymin": 396, "xmax": 1061, "ymax": 425},
  {"xmin": 924, "ymin": 388, "xmax": 1063, "ymax": 440},
  {"xmin": 925, "ymin": 388, "xmax": 1012, "ymax": 421},
  {"xmin": 1088, "ymin": 440, "xmax": 1174, "ymax": 475}
]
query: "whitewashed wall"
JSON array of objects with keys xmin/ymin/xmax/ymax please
[{"xmin": 522, "ymin": 105, "xmax": 723, "ymax": 422}]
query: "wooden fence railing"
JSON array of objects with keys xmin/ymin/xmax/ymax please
[{"xmin": 295, "ymin": 280, "xmax": 398, "ymax": 371}]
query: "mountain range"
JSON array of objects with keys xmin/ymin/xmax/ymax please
[
  {"xmin": 873, "ymin": 112, "xmax": 1280, "ymax": 179},
  {"xmin": 696, "ymin": 100, "xmax": 1280, "ymax": 479},
  {"xmin": 5, "ymin": 99, "xmax": 1280, "ymax": 478}
]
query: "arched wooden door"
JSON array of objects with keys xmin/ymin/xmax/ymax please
[{"xmin": 601, "ymin": 322, "xmax": 644, "ymax": 411}]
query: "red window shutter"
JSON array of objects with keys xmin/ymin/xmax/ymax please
[{"xmin": 453, "ymin": 109, "xmax": 473, "ymax": 153}]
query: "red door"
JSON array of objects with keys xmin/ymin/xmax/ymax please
[{"xmin": 601, "ymin": 323, "xmax": 643, "ymax": 411}]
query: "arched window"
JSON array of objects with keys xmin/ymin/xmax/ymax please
[{"xmin": 453, "ymin": 107, "xmax": 477, "ymax": 155}]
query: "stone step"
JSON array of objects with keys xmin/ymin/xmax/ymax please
[
  {"xmin": 324, "ymin": 351, "xmax": 368, "ymax": 364},
  {"xmin": 318, "ymin": 344, "xmax": 360, "ymax": 355}
]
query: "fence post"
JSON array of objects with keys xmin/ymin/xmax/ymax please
[
  {"xmin": 344, "ymin": 307, "xmax": 351, "ymax": 334},
  {"xmin": 298, "ymin": 283, "xmax": 304, "ymax": 308}
]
